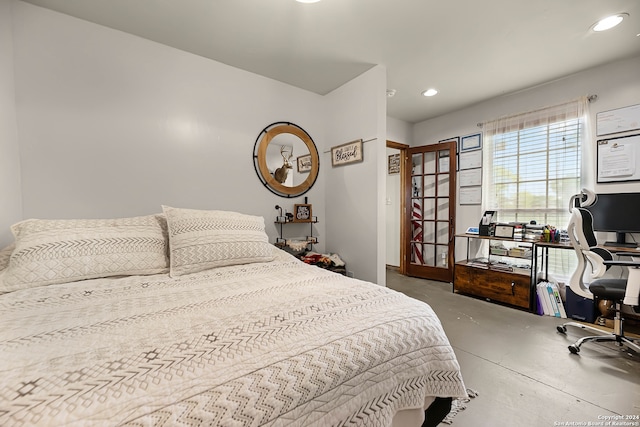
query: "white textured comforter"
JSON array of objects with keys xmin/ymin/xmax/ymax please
[{"xmin": 0, "ymin": 249, "xmax": 466, "ymax": 426}]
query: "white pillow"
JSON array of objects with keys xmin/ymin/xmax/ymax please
[
  {"xmin": 2, "ymin": 215, "xmax": 169, "ymax": 293},
  {"xmin": 0, "ymin": 242, "xmax": 14, "ymax": 272},
  {"xmin": 162, "ymin": 206, "xmax": 275, "ymax": 277}
]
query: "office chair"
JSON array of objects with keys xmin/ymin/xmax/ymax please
[{"xmin": 556, "ymin": 205, "xmax": 640, "ymax": 354}]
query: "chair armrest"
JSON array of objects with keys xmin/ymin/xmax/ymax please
[{"xmin": 623, "ymin": 267, "xmax": 640, "ymax": 306}]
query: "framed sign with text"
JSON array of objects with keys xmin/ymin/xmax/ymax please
[
  {"xmin": 388, "ymin": 153, "xmax": 400, "ymax": 174},
  {"xmin": 293, "ymin": 204, "xmax": 313, "ymax": 222},
  {"xmin": 331, "ymin": 139, "xmax": 363, "ymax": 166}
]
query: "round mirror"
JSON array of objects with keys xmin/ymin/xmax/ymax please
[{"xmin": 253, "ymin": 122, "xmax": 319, "ymax": 198}]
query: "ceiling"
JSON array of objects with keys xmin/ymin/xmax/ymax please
[{"xmin": 21, "ymin": 0, "xmax": 640, "ymax": 123}]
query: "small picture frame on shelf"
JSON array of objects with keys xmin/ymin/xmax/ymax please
[
  {"xmin": 293, "ymin": 204, "xmax": 313, "ymax": 222},
  {"xmin": 494, "ymin": 224, "xmax": 515, "ymax": 239},
  {"xmin": 276, "ymin": 216, "xmax": 287, "ymax": 223}
]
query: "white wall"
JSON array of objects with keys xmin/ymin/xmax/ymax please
[
  {"xmin": 385, "ymin": 146, "xmax": 401, "ymax": 266},
  {"xmin": 9, "ymin": 1, "xmax": 329, "ymax": 250},
  {"xmin": 387, "ymin": 116, "xmax": 413, "ymax": 146},
  {"xmin": 412, "ymin": 55, "xmax": 640, "ymax": 260},
  {"xmin": 5, "ymin": 1, "xmax": 392, "ymax": 282},
  {"xmin": 0, "ymin": 0, "xmax": 22, "ymax": 247},
  {"xmin": 385, "ymin": 116, "xmax": 412, "ymax": 266},
  {"xmin": 325, "ymin": 65, "xmax": 387, "ymax": 285}
]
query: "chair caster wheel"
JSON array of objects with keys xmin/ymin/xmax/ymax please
[
  {"xmin": 557, "ymin": 326, "xmax": 567, "ymax": 334},
  {"xmin": 568, "ymin": 345, "xmax": 580, "ymax": 354}
]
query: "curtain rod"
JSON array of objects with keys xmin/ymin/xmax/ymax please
[
  {"xmin": 322, "ymin": 137, "xmax": 377, "ymax": 153},
  {"xmin": 476, "ymin": 94, "xmax": 598, "ymax": 128}
]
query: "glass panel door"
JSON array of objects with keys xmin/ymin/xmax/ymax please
[{"xmin": 406, "ymin": 142, "xmax": 457, "ymax": 282}]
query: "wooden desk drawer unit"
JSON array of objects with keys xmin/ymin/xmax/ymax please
[{"xmin": 454, "ymin": 263, "xmax": 531, "ymax": 309}]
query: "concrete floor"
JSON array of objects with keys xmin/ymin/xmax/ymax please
[{"xmin": 385, "ymin": 267, "xmax": 640, "ymax": 427}]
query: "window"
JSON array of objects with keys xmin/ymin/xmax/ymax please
[{"xmin": 483, "ymin": 97, "xmax": 589, "ymax": 277}]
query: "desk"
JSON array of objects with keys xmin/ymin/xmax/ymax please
[
  {"xmin": 534, "ymin": 241, "xmax": 640, "ymax": 283},
  {"xmin": 455, "ymin": 235, "xmax": 640, "ymax": 313},
  {"xmin": 602, "ymin": 244, "xmax": 640, "ymax": 256},
  {"xmin": 533, "ymin": 241, "xmax": 571, "ymax": 284},
  {"xmin": 533, "ymin": 241, "xmax": 640, "ymax": 319}
]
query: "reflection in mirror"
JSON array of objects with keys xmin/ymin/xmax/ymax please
[
  {"xmin": 266, "ymin": 133, "xmax": 312, "ymax": 187},
  {"xmin": 271, "ymin": 144, "xmax": 293, "ymax": 185},
  {"xmin": 253, "ymin": 122, "xmax": 319, "ymax": 198}
]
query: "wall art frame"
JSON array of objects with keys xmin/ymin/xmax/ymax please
[
  {"xmin": 297, "ymin": 154, "xmax": 312, "ymax": 173},
  {"xmin": 331, "ymin": 139, "xmax": 363, "ymax": 166},
  {"xmin": 460, "ymin": 133, "xmax": 482, "ymax": 151},
  {"xmin": 293, "ymin": 204, "xmax": 313, "ymax": 222},
  {"xmin": 388, "ymin": 153, "xmax": 400, "ymax": 174}
]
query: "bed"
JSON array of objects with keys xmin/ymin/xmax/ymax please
[{"xmin": 0, "ymin": 206, "xmax": 467, "ymax": 426}]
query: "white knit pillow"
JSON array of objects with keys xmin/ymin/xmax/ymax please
[
  {"xmin": 162, "ymin": 206, "xmax": 275, "ymax": 277},
  {"xmin": 0, "ymin": 243, "xmax": 14, "ymax": 272},
  {"xmin": 2, "ymin": 215, "xmax": 169, "ymax": 293}
]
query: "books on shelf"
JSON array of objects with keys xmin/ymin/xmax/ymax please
[
  {"xmin": 524, "ymin": 224, "xmax": 545, "ymax": 241},
  {"xmin": 465, "ymin": 257, "xmax": 534, "ymax": 273},
  {"xmin": 490, "ymin": 262, "xmax": 514, "ymax": 272},
  {"xmin": 466, "ymin": 258, "xmax": 490, "ymax": 269},
  {"xmin": 536, "ymin": 281, "xmax": 567, "ymax": 318}
]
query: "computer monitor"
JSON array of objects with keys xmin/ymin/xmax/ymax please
[{"xmin": 585, "ymin": 192, "xmax": 640, "ymax": 247}]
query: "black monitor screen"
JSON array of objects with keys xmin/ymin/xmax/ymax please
[{"xmin": 584, "ymin": 192, "xmax": 640, "ymax": 246}]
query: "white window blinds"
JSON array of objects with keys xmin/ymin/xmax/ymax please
[
  {"xmin": 482, "ymin": 97, "xmax": 588, "ymax": 229},
  {"xmin": 482, "ymin": 98, "xmax": 589, "ymax": 278}
]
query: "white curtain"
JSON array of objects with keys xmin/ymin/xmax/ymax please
[
  {"xmin": 481, "ymin": 96, "xmax": 590, "ymax": 278},
  {"xmin": 482, "ymin": 96, "xmax": 594, "ymax": 217}
]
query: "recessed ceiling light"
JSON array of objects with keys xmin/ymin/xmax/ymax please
[
  {"xmin": 421, "ymin": 89, "xmax": 438, "ymax": 97},
  {"xmin": 296, "ymin": 0, "xmax": 321, "ymax": 3},
  {"xmin": 387, "ymin": 89, "xmax": 397, "ymax": 98},
  {"xmin": 592, "ymin": 13, "xmax": 628, "ymax": 32}
]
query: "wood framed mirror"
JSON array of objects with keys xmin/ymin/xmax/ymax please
[{"xmin": 253, "ymin": 122, "xmax": 320, "ymax": 198}]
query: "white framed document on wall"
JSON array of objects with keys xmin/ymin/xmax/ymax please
[
  {"xmin": 459, "ymin": 150, "xmax": 482, "ymax": 170},
  {"xmin": 596, "ymin": 104, "xmax": 640, "ymax": 136},
  {"xmin": 459, "ymin": 168, "xmax": 482, "ymax": 187},
  {"xmin": 597, "ymin": 134, "xmax": 640, "ymax": 183},
  {"xmin": 460, "ymin": 186, "xmax": 482, "ymax": 205}
]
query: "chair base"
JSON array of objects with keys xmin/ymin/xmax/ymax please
[{"xmin": 557, "ymin": 317, "xmax": 640, "ymax": 354}]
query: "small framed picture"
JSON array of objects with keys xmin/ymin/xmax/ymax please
[
  {"xmin": 439, "ymin": 136, "xmax": 459, "ymax": 148},
  {"xmin": 494, "ymin": 224, "xmax": 515, "ymax": 239},
  {"xmin": 461, "ymin": 133, "xmax": 482, "ymax": 151},
  {"xmin": 297, "ymin": 154, "xmax": 312, "ymax": 173},
  {"xmin": 439, "ymin": 136, "xmax": 460, "ymax": 170},
  {"xmin": 293, "ymin": 204, "xmax": 313, "ymax": 222},
  {"xmin": 388, "ymin": 153, "xmax": 400, "ymax": 174}
]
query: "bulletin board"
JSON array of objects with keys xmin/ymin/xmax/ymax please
[{"xmin": 597, "ymin": 133, "xmax": 640, "ymax": 183}]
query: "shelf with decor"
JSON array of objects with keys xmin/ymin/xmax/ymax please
[{"xmin": 274, "ymin": 204, "xmax": 318, "ymax": 253}]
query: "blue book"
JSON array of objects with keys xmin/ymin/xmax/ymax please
[{"xmin": 546, "ymin": 283, "xmax": 560, "ymax": 317}]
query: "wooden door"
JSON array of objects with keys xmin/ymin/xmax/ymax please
[{"xmin": 404, "ymin": 142, "xmax": 457, "ymax": 282}]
